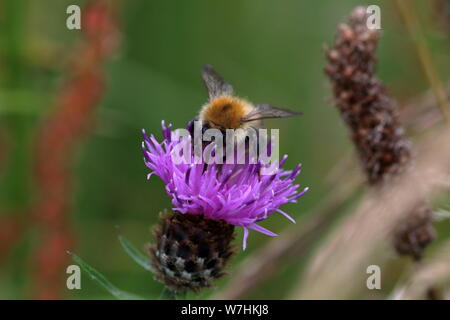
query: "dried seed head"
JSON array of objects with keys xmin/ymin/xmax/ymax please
[
  {"xmin": 326, "ymin": 7, "xmax": 435, "ymax": 258},
  {"xmin": 325, "ymin": 8, "xmax": 408, "ymax": 184},
  {"xmin": 393, "ymin": 203, "xmax": 435, "ymax": 260},
  {"xmin": 149, "ymin": 211, "xmax": 235, "ymax": 293}
]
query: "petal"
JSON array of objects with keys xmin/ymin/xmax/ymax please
[
  {"xmin": 276, "ymin": 209, "xmax": 296, "ymax": 224},
  {"xmin": 242, "ymin": 227, "xmax": 249, "ymax": 250},
  {"xmin": 247, "ymin": 223, "xmax": 278, "ymax": 237}
]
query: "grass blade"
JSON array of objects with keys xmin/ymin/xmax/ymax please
[
  {"xmin": 69, "ymin": 252, "xmax": 144, "ymax": 300},
  {"xmin": 118, "ymin": 235, "xmax": 153, "ymax": 272}
]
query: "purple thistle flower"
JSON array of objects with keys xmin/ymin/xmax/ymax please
[{"xmin": 142, "ymin": 121, "xmax": 308, "ymax": 249}]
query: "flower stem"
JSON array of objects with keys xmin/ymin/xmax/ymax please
[
  {"xmin": 159, "ymin": 287, "xmax": 178, "ymax": 300},
  {"xmin": 394, "ymin": 0, "xmax": 450, "ymax": 128}
]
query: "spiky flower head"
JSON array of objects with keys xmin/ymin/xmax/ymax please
[{"xmin": 142, "ymin": 122, "xmax": 308, "ymax": 249}]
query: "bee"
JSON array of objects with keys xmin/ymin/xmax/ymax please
[{"xmin": 188, "ymin": 65, "xmax": 301, "ymax": 145}]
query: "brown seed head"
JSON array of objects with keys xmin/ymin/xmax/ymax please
[{"xmin": 325, "ymin": 7, "xmax": 435, "ymax": 258}]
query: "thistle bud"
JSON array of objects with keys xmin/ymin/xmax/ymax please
[{"xmin": 149, "ymin": 212, "xmax": 235, "ymax": 293}]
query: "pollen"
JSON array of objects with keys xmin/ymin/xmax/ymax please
[{"xmin": 201, "ymin": 96, "xmax": 251, "ymax": 129}]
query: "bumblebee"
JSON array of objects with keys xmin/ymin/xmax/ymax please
[{"xmin": 188, "ymin": 65, "xmax": 301, "ymax": 154}]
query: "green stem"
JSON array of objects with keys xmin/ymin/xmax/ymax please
[
  {"xmin": 159, "ymin": 287, "xmax": 183, "ymax": 300},
  {"xmin": 0, "ymin": 0, "xmax": 32, "ymax": 212},
  {"xmin": 394, "ymin": 0, "xmax": 450, "ymax": 128}
]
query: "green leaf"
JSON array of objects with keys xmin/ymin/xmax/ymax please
[
  {"xmin": 118, "ymin": 235, "xmax": 154, "ymax": 272},
  {"xmin": 69, "ymin": 252, "xmax": 144, "ymax": 300}
]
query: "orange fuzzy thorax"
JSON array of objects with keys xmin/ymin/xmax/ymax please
[{"xmin": 200, "ymin": 96, "xmax": 254, "ymax": 129}]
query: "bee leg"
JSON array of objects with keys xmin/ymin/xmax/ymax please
[{"xmin": 186, "ymin": 116, "xmax": 199, "ymax": 137}]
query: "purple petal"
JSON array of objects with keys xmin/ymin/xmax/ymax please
[
  {"xmin": 276, "ymin": 209, "xmax": 296, "ymax": 224},
  {"xmin": 248, "ymin": 223, "xmax": 278, "ymax": 237},
  {"xmin": 242, "ymin": 227, "xmax": 249, "ymax": 250}
]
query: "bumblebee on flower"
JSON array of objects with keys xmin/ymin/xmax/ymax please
[
  {"xmin": 141, "ymin": 65, "xmax": 307, "ymax": 294},
  {"xmin": 142, "ymin": 121, "xmax": 307, "ymax": 293}
]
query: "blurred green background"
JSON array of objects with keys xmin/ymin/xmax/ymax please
[{"xmin": 1, "ymin": 0, "xmax": 450, "ymax": 299}]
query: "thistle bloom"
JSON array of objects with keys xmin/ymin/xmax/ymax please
[{"xmin": 142, "ymin": 121, "xmax": 308, "ymax": 249}]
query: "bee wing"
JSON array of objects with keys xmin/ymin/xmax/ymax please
[
  {"xmin": 202, "ymin": 65, "xmax": 233, "ymax": 100},
  {"xmin": 242, "ymin": 104, "xmax": 302, "ymax": 122}
]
